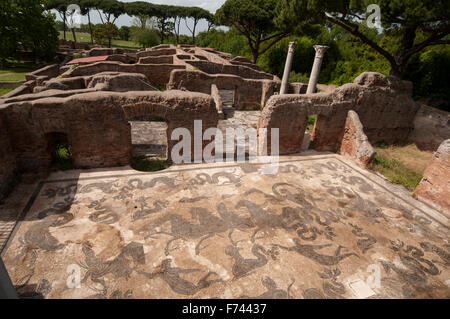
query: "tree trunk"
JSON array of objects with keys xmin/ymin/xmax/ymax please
[
  {"xmin": 192, "ymin": 20, "xmax": 197, "ymax": 44},
  {"xmin": 71, "ymin": 28, "xmax": 77, "ymax": 43},
  {"xmin": 251, "ymin": 51, "xmax": 259, "ymax": 64},
  {"xmin": 88, "ymin": 12, "xmax": 93, "ymax": 44},
  {"xmin": 160, "ymin": 20, "xmax": 165, "ymax": 44},
  {"xmin": 176, "ymin": 18, "xmax": 181, "ymax": 44},
  {"xmin": 63, "ymin": 12, "xmax": 66, "ymax": 40}
]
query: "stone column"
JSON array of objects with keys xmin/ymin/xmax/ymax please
[
  {"xmin": 0, "ymin": 258, "xmax": 17, "ymax": 299},
  {"xmin": 279, "ymin": 42, "xmax": 297, "ymax": 95},
  {"xmin": 306, "ymin": 45, "xmax": 328, "ymax": 94}
]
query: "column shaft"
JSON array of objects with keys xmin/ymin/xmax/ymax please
[
  {"xmin": 280, "ymin": 42, "xmax": 297, "ymax": 95},
  {"xmin": 306, "ymin": 45, "xmax": 328, "ymax": 94}
]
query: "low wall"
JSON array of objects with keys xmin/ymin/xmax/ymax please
[
  {"xmin": 168, "ymin": 69, "xmax": 279, "ymax": 109},
  {"xmin": 186, "ymin": 60, "xmax": 275, "ymax": 80},
  {"xmin": 409, "ymin": 103, "xmax": 450, "ymax": 151},
  {"xmin": 139, "ymin": 56, "xmax": 174, "ymax": 64},
  {"xmin": 25, "ymin": 64, "xmax": 60, "ymax": 81},
  {"xmin": 0, "ymin": 81, "xmax": 25, "ymax": 89},
  {"xmin": 65, "ymin": 62, "xmax": 186, "ymax": 87},
  {"xmin": 414, "ymin": 139, "xmax": 450, "ymax": 215},
  {"xmin": 136, "ymin": 49, "xmax": 177, "ymax": 59},
  {"xmin": 0, "ymin": 116, "xmax": 17, "ymax": 202},
  {"xmin": 0, "ymin": 90, "xmax": 218, "ymax": 171},
  {"xmin": 257, "ymin": 72, "xmax": 420, "ymax": 154}
]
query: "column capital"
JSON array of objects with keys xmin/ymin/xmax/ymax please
[
  {"xmin": 288, "ymin": 42, "xmax": 297, "ymax": 53},
  {"xmin": 313, "ymin": 45, "xmax": 329, "ymax": 58}
]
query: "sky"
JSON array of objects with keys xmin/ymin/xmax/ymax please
[{"xmin": 55, "ymin": 0, "xmax": 227, "ymax": 35}]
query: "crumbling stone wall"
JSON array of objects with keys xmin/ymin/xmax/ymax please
[
  {"xmin": 33, "ymin": 72, "xmax": 157, "ymax": 93},
  {"xmin": 168, "ymin": 69, "xmax": 279, "ymax": 109},
  {"xmin": 409, "ymin": 103, "xmax": 450, "ymax": 151},
  {"xmin": 87, "ymin": 47, "xmax": 137, "ymax": 57},
  {"xmin": 186, "ymin": 60, "xmax": 275, "ymax": 80},
  {"xmin": 136, "ymin": 49, "xmax": 177, "ymax": 59},
  {"xmin": 139, "ymin": 56, "xmax": 174, "ymax": 64},
  {"xmin": 65, "ymin": 62, "xmax": 186, "ymax": 87},
  {"xmin": 0, "ymin": 91, "xmax": 218, "ymax": 172},
  {"xmin": 0, "ymin": 116, "xmax": 17, "ymax": 202},
  {"xmin": 414, "ymin": 139, "xmax": 450, "ymax": 215},
  {"xmin": 340, "ymin": 110, "xmax": 376, "ymax": 168},
  {"xmin": 258, "ymin": 72, "xmax": 419, "ymax": 154},
  {"xmin": 25, "ymin": 64, "xmax": 60, "ymax": 81}
]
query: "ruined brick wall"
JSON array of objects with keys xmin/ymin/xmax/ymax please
[
  {"xmin": 1, "ymin": 91, "xmax": 218, "ymax": 172},
  {"xmin": 0, "ymin": 115, "xmax": 17, "ymax": 201},
  {"xmin": 258, "ymin": 72, "xmax": 419, "ymax": 154},
  {"xmin": 25, "ymin": 64, "xmax": 60, "ymax": 81},
  {"xmin": 139, "ymin": 56, "xmax": 174, "ymax": 64},
  {"xmin": 340, "ymin": 110, "xmax": 376, "ymax": 168},
  {"xmin": 136, "ymin": 49, "xmax": 177, "ymax": 59},
  {"xmin": 168, "ymin": 70, "xmax": 279, "ymax": 109},
  {"xmin": 414, "ymin": 139, "xmax": 450, "ymax": 215},
  {"xmin": 66, "ymin": 62, "xmax": 185, "ymax": 87},
  {"xmin": 186, "ymin": 61, "xmax": 275, "ymax": 80},
  {"xmin": 1, "ymin": 94, "xmax": 131, "ymax": 170}
]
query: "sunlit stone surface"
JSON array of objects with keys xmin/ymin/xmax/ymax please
[{"xmin": 1, "ymin": 153, "xmax": 448, "ymax": 299}]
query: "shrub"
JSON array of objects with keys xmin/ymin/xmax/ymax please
[
  {"xmin": 130, "ymin": 27, "xmax": 160, "ymax": 48},
  {"xmin": 93, "ymin": 23, "xmax": 120, "ymax": 48}
]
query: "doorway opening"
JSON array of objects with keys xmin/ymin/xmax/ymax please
[
  {"xmin": 219, "ymin": 89, "xmax": 235, "ymax": 108},
  {"xmin": 303, "ymin": 115, "xmax": 317, "ymax": 151},
  {"xmin": 46, "ymin": 132, "xmax": 73, "ymax": 170},
  {"xmin": 129, "ymin": 116, "xmax": 172, "ymax": 172}
]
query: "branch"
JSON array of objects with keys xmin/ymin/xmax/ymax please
[
  {"xmin": 260, "ymin": 32, "xmax": 289, "ymax": 43},
  {"xmin": 96, "ymin": 9, "xmax": 104, "ymax": 24},
  {"xmin": 259, "ymin": 33, "xmax": 289, "ymax": 55},
  {"xmin": 408, "ymin": 24, "xmax": 450, "ymax": 55},
  {"xmin": 184, "ymin": 18, "xmax": 193, "ymax": 34},
  {"xmin": 325, "ymin": 15, "xmax": 397, "ymax": 67}
]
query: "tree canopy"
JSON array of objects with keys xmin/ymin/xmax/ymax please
[
  {"xmin": 276, "ymin": 0, "xmax": 450, "ymax": 76},
  {"xmin": 1, "ymin": 0, "xmax": 58, "ymax": 66},
  {"xmin": 216, "ymin": 0, "xmax": 291, "ymax": 63}
]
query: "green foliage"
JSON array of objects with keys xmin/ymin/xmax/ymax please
[
  {"xmin": 130, "ymin": 27, "xmax": 160, "ymax": 48},
  {"xmin": 93, "ymin": 22, "xmax": 120, "ymax": 47},
  {"xmin": 276, "ymin": 0, "xmax": 450, "ymax": 76},
  {"xmin": 52, "ymin": 143, "xmax": 73, "ymax": 171},
  {"xmin": 96, "ymin": 0, "xmax": 125, "ymax": 23},
  {"xmin": 119, "ymin": 26, "xmax": 130, "ymax": 41},
  {"xmin": 369, "ymin": 154, "xmax": 423, "ymax": 192},
  {"xmin": 289, "ymin": 72, "xmax": 309, "ymax": 83},
  {"xmin": 306, "ymin": 115, "xmax": 317, "ymax": 133},
  {"xmin": 216, "ymin": 0, "xmax": 292, "ymax": 63},
  {"xmin": 0, "ymin": 0, "xmax": 58, "ymax": 66},
  {"xmin": 131, "ymin": 156, "xmax": 172, "ymax": 172},
  {"xmin": 0, "ymin": 88, "xmax": 13, "ymax": 96},
  {"xmin": 403, "ymin": 46, "xmax": 450, "ymax": 102},
  {"xmin": 197, "ymin": 29, "xmax": 249, "ymax": 58}
]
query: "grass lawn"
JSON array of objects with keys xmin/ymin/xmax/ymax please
[
  {"xmin": 0, "ymin": 88, "xmax": 13, "ymax": 96},
  {"xmin": 0, "ymin": 60, "xmax": 41, "ymax": 82},
  {"xmin": 368, "ymin": 143, "xmax": 433, "ymax": 192},
  {"xmin": 0, "ymin": 72, "xmax": 28, "ymax": 82},
  {"xmin": 59, "ymin": 31, "xmax": 140, "ymax": 49}
]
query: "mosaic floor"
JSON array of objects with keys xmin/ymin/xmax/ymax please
[{"xmin": 1, "ymin": 153, "xmax": 449, "ymax": 299}]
